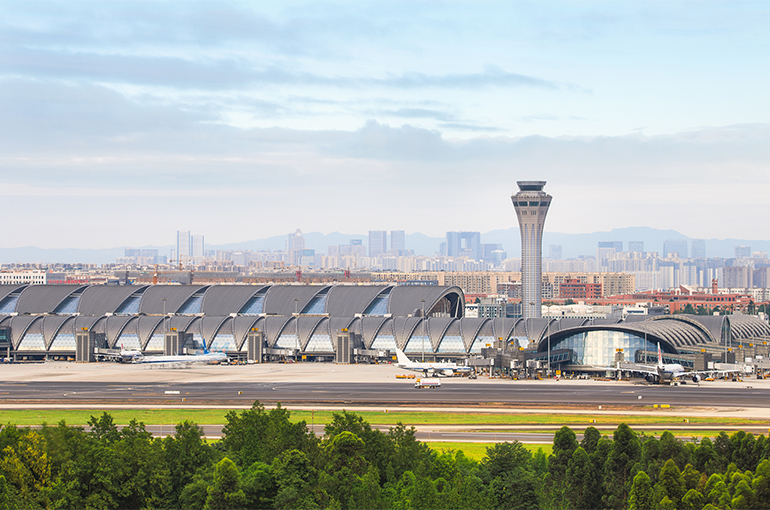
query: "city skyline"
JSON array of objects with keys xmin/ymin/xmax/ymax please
[{"xmin": 1, "ymin": 2, "xmax": 768, "ymax": 248}]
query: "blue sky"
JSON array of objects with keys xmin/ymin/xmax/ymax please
[{"xmin": 1, "ymin": 1, "xmax": 769, "ymax": 248}]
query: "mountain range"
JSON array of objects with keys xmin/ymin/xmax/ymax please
[{"xmin": 2, "ymin": 227, "xmax": 769, "ymax": 265}]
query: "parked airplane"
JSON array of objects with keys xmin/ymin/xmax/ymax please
[
  {"xmin": 394, "ymin": 348, "xmax": 470, "ymax": 377},
  {"xmin": 119, "ymin": 344, "xmax": 142, "ymax": 361},
  {"xmin": 610, "ymin": 343, "xmax": 744, "ymax": 384},
  {"xmin": 133, "ymin": 347, "xmax": 228, "ymax": 366}
]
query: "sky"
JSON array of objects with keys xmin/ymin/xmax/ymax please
[{"xmin": 1, "ymin": 1, "xmax": 769, "ymax": 249}]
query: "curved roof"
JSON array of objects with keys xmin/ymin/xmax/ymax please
[
  {"xmin": 201, "ymin": 285, "xmax": 268, "ymax": 316},
  {"xmin": 387, "ymin": 286, "xmax": 464, "ymax": 317},
  {"xmin": 427, "ymin": 317, "xmax": 455, "ymax": 350},
  {"xmin": 42, "ymin": 315, "xmax": 75, "ymax": 347},
  {"xmin": 728, "ymin": 315, "xmax": 770, "ymax": 342},
  {"xmin": 298, "ymin": 316, "xmax": 327, "ymax": 349},
  {"xmin": 262, "ymin": 286, "xmax": 328, "ymax": 316},
  {"xmin": 106, "ymin": 316, "xmax": 137, "ymax": 347},
  {"xmin": 77, "ymin": 285, "xmax": 148, "ymax": 316},
  {"xmin": 394, "ymin": 316, "xmax": 422, "ymax": 349},
  {"xmin": 330, "ymin": 316, "xmax": 358, "ymax": 338},
  {"xmin": 9, "ymin": 315, "xmax": 42, "ymax": 347},
  {"xmin": 137, "ymin": 316, "xmax": 165, "ymax": 346},
  {"xmin": 360, "ymin": 316, "xmax": 391, "ymax": 347},
  {"xmin": 15, "ymin": 285, "xmax": 87, "ymax": 315},
  {"xmin": 0, "ymin": 284, "xmax": 26, "ymax": 308},
  {"xmin": 138, "ymin": 285, "xmax": 209, "ymax": 315},
  {"xmin": 232, "ymin": 316, "xmax": 263, "ymax": 349},
  {"xmin": 200, "ymin": 316, "xmax": 230, "ymax": 343},
  {"xmin": 459, "ymin": 318, "xmax": 488, "ymax": 350},
  {"xmin": 74, "ymin": 315, "xmax": 104, "ymax": 333},
  {"xmin": 325, "ymin": 285, "xmax": 389, "ymax": 316},
  {"xmin": 263, "ymin": 316, "xmax": 293, "ymax": 346}
]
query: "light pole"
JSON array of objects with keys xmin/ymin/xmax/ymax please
[
  {"xmin": 162, "ymin": 296, "xmax": 167, "ymax": 354},
  {"xmin": 421, "ymin": 299, "xmax": 426, "ymax": 362},
  {"xmin": 547, "ymin": 319, "xmax": 551, "ymax": 378},
  {"xmin": 294, "ymin": 298, "xmax": 300, "ymax": 355}
]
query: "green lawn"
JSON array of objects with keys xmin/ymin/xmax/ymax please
[
  {"xmin": 0, "ymin": 408, "xmax": 762, "ymax": 428},
  {"xmin": 426, "ymin": 442, "xmax": 553, "ymax": 461}
]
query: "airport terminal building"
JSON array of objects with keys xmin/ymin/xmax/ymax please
[{"xmin": 1, "ymin": 284, "xmax": 769, "ymax": 371}]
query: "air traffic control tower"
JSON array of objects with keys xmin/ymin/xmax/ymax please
[{"xmin": 511, "ymin": 181, "xmax": 552, "ymax": 319}]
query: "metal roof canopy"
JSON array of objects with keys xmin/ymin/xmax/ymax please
[{"xmin": 15, "ymin": 285, "xmax": 86, "ymax": 315}]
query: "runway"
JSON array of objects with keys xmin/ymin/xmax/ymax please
[{"xmin": 1, "ymin": 379, "xmax": 767, "ymax": 409}]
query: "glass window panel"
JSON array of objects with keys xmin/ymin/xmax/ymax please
[
  {"xmin": 306, "ymin": 334, "xmax": 333, "ymax": 352},
  {"xmin": 371, "ymin": 335, "xmax": 396, "ymax": 351},
  {"xmin": 364, "ymin": 296, "xmax": 389, "ymax": 316},
  {"xmin": 18, "ymin": 333, "xmax": 46, "ymax": 351},
  {"xmin": 239, "ymin": 295, "xmax": 265, "ymax": 315},
  {"xmin": 116, "ymin": 296, "xmax": 141, "ymax": 315},
  {"xmin": 437, "ymin": 335, "xmax": 465, "ymax": 354},
  {"xmin": 404, "ymin": 335, "xmax": 431, "ymax": 354},
  {"xmin": 118, "ymin": 334, "xmax": 141, "ymax": 351},
  {"xmin": 276, "ymin": 334, "xmax": 299, "ymax": 350},
  {"xmin": 303, "ymin": 296, "xmax": 327, "ymax": 314},
  {"xmin": 470, "ymin": 336, "xmax": 494, "ymax": 354},
  {"xmin": 178, "ymin": 295, "xmax": 203, "ymax": 315},
  {"xmin": 0, "ymin": 296, "xmax": 20, "ymax": 315},
  {"xmin": 50, "ymin": 333, "xmax": 76, "ymax": 351},
  {"xmin": 146, "ymin": 334, "xmax": 164, "ymax": 351},
  {"xmin": 210, "ymin": 334, "xmax": 236, "ymax": 352},
  {"xmin": 55, "ymin": 296, "xmax": 81, "ymax": 315}
]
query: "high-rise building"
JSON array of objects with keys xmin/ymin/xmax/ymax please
[
  {"xmin": 390, "ymin": 230, "xmax": 405, "ymax": 253},
  {"xmin": 628, "ymin": 241, "xmax": 644, "ymax": 253},
  {"xmin": 176, "ymin": 230, "xmax": 191, "ymax": 264},
  {"xmin": 735, "ymin": 245, "xmax": 752, "ymax": 258},
  {"xmin": 548, "ymin": 245, "xmax": 562, "ymax": 260},
  {"xmin": 192, "ymin": 235, "xmax": 204, "ymax": 262},
  {"xmin": 369, "ymin": 231, "xmax": 387, "ymax": 257},
  {"xmin": 691, "ymin": 239, "xmax": 706, "ymax": 258},
  {"xmin": 445, "ymin": 231, "xmax": 482, "ymax": 260},
  {"xmin": 663, "ymin": 239, "xmax": 688, "ymax": 258},
  {"xmin": 511, "ymin": 181, "xmax": 552, "ymax": 319},
  {"xmin": 287, "ymin": 229, "xmax": 305, "ymax": 265}
]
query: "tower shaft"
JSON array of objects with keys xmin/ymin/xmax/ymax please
[{"xmin": 511, "ymin": 181, "xmax": 552, "ymax": 319}]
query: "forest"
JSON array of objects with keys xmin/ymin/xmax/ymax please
[{"xmin": 1, "ymin": 401, "xmax": 770, "ymax": 509}]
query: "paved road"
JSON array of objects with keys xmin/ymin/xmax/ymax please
[{"xmin": 1, "ymin": 380, "xmax": 767, "ymax": 408}]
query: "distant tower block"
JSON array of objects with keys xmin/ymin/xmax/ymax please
[{"xmin": 511, "ymin": 181, "xmax": 552, "ymax": 319}]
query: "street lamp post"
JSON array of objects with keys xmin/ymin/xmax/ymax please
[
  {"xmin": 294, "ymin": 298, "xmax": 300, "ymax": 355},
  {"xmin": 421, "ymin": 299, "xmax": 426, "ymax": 362}
]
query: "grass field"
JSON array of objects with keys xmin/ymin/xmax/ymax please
[
  {"xmin": 0, "ymin": 408, "xmax": 764, "ymax": 428},
  {"xmin": 425, "ymin": 442, "xmax": 553, "ymax": 461}
]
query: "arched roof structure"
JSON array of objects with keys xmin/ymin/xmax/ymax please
[
  {"xmin": 77, "ymin": 285, "xmax": 148, "ymax": 316},
  {"xmin": 15, "ymin": 285, "xmax": 86, "ymax": 315}
]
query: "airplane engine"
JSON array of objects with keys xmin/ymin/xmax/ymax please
[
  {"xmin": 645, "ymin": 374, "xmax": 658, "ymax": 383},
  {"xmin": 443, "ymin": 369, "xmax": 454, "ymax": 377},
  {"xmin": 691, "ymin": 374, "xmax": 701, "ymax": 383}
]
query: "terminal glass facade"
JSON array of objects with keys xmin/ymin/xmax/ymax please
[
  {"xmin": 306, "ymin": 333, "xmax": 333, "ymax": 352},
  {"xmin": 18, "ymin": 332, "xmax": 45, "ymax": 350},
  {"xmin": 552, "ymin": 330, "xmax": 657, "ymax": 367},
  {"xmin": 50, "ymin": 332, "xmax": 76, "ymax": 350},
  {"xmin": 210, "ymin": 333, "xmax": 236, "ymax": 352},
  {"xmin": 146, "ymin": 333, "xmax": 164, "ymax": 351},
  {"xmin": 404, "ymin": 335, "xmax": 430, "ymax": 354},
  {"xmin": 371, "ymin": 334, "xmax": 396, "ymax": 351},
  {"xmin": 437, "ymin": 335, "xmax": 464, "ymax": 354}
]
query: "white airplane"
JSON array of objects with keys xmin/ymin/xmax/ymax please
[
  {"xmin": 133, "ymin": 347, "xmax": 228, "ymax": 366},
  {"xmin": 612, "ymin": 343, "xmax": 742, "ymax": 384},
  {"xmin": 394, "ymin": 348, "xmax": 469, "ymax": 377},
  {"xmin": 119, "ymin": 344, "xmax": 142, "ymax": 361}
]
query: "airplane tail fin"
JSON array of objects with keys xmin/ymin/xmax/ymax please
[
  {"xmin": 657, "ymin": 342, "xmax": 663, "ymax": 367},
  {"xmin": 395, "ymin": 348, "xmax": 411, "ymax": 366}
]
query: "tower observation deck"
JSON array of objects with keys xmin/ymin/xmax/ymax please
[{"xmin": 511, "ymin": 181, "xmax": 552, "ymax": 319}]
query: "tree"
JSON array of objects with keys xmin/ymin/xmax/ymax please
[
  {"xmin": 164, "ymin": 420, "xmax": 214, "ymax": 502},
  {"xmin": 580, "ymin": 426, "xmax": 601, "ymax": 455},
  {"xmin": 205, "ymin": 457, "xmax": 247, "ymax": 510},
  {"xmin": 478, "ymin": 441, "xmax": 532, "ymax": 484},
  {"xmin": 271, "ymin": 449, "xmax": 319, "ymax": 510},
  {"xmin": 655, "ymin": 459, "xmax": 686, "ymax": 507},
  {"xmin": 564, "ymin": 447, "xmax": 601, "ymax": 510},
  {"xmin": 603, "ymin": 423, "xmax": 642, "ymax": 509},
  {"xmin": 681, "ymin": 488, "xmax": 705, "ymax": 510},
  {"xmin": 488, "ymin": 468, "xmax": 539, "ymax": 510},
  {"xmin": 324, "ymin": 411, "xmax": 395, "ymax": 485},
  {"xmin": 241, "ymin": 462, "xmax": 276, "ymax": 509},
  {"xmin": 319, "ymin": 432, "xmax": 369, "ymax": 506},
  {"xmin": 628, "ymin": 471, "xmax": 655, "ymax": 510}
]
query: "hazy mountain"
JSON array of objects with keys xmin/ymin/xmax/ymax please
[{"xmin": 2, "ymin": 227, "xmax": 769, "ymax": 264}]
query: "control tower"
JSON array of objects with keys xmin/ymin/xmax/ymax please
[{"xmin": 511, "ymin": 181, "xmax": 552, "ymax": 319}]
